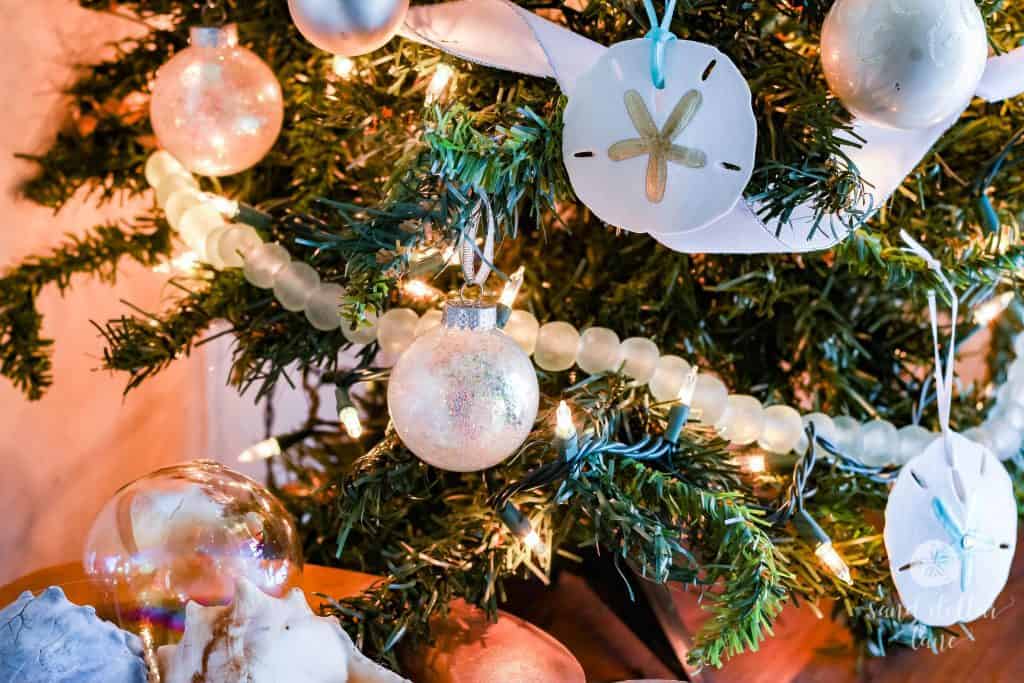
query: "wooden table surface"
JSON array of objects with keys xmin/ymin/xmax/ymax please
[{"xmin": 4, "ymin": 552, "xmax": 1024, "ymax": 682}]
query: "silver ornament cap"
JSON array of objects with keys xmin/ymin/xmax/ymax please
[
  {"xmin": 442, "ymin": 297, "xmax": 498, "ymax": 331},
  {"xmin": 190, "ymin": 24, "xmax": 238, "ymax": 48}
]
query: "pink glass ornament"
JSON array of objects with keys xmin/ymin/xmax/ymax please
[{"xmin": 150, "ymin": 25, "xmax": 284, "ymax": 176}]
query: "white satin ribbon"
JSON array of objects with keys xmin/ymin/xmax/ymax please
[{"xmin": 399, "ymin": 0, "xmax": 1024, "ymax": 254}]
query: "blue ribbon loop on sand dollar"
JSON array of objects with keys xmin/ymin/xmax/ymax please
[{"xmin": 644, "ymin": 0, "xmax": 678, "ymax": 90}]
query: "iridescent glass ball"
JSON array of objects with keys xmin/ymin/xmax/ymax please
[
  {"xmin": 387, "ymin": 301, "xmax": 540, "ymax": 472},
  {"xmin": 83, "ymin": 461, "xmax": 303, "ymax": 649},
  {"xmin": 150, "ymin": 25, "xmax": 283, "ymax": 176}
]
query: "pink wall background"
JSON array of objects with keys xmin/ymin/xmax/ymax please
[{"xmin": 0, "ymin": 1, "xmax": 209, "ymax": 586}]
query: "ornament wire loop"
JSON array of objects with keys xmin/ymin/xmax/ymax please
[{"xmin": 643, "ymin": 0, "xmax": 678, "ymax": 89}]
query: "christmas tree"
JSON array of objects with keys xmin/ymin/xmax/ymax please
[{"xmin": 2, "ymin": 0, "xmax": 1024, "ymax": 675}]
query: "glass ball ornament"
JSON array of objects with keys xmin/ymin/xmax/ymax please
[
  {"xmin": 387, "ymin": 298, "xmax": 540, "ymax": 472},
  {"xmin": 150, "ymin": 25, "xmax": 284, "ymax": 176},
  {"xmin": 287, "ymin": 0, "xmax": 409, "ymax": 57},
  {"xmin": 273, "ymin": 261, "xmax": 320, "ymax": 312},
  {"xmin": 415, "ymin": 309, "xmax": 443, "ymax": 337},
  {"xmin": 821, "ymin": 0, "xmax": 987, "ymax": 130},
  {"xmin": 83, "ymin": 460, "xmax": 303, "ymax": 651}
]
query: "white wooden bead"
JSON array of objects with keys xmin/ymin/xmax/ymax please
[
  {"xmin": 832, "ymin": 416, "xmax": 863, "ymax": 461},
  {"xmin": 178, "ymin": 203, "xmax": 225, "ymax": 251},
  {"xmin": 619, "ymin": 337, "xmax": 660, "ymax": 383},
  {"xmin": 716, "ymin": 395, "xmax": 764, "ymax": 446},
  {"xmin": 243, "ymin": 243, "xmax": 291, "ymax": 289},
  {"xmin": 648, "ymin": 355, "xmax": 692, "ymax": 403},
  {"xmin": 758, "ymin": 405, "xmax": 803, "ymax": 454},
  {"xmin": 304, "ymin": 283, "xmax": 345, "ymax": 331},
  {"xmin": 415, "ymin": 309, "xmax": 443, "ymax": 337},
  {"xmin": 576, "ymin": 327, "xmax": 622, "ymax": 375},
  {"xmin": 534, "ymin": 321, "xmax": 580, "ymax": 372},
  {"xmin": 378, "ymin": 308, "xmax": 420, "ymax": 356},
  {"xmin": 504, "ymin": 310, "xmax": 540, "ymax": 355},
  {"xmin": 858, "ymin": 419, "xmax": 898, "ymax": 467},
  {"xmin": 216, "ymin": 224, "xmax": 263, "ymax": 268},
  {"xmin": 691, "ymin": 374, "xmax": 729, "ymax": 425},
  {"xmin": 796, "ymin": 412, "xmax": 837, "ymax": 455},
  {"xmin": 273, "ymin": 261, "xmax": 320, "ymax": 312},
  {"xmin": 202, "ymin": 224, "xmax": 231, "ymax": 268},
  {"xmin": 895, "ymin": 425, "xmax": 935, "ymax": 466},
  {"xmin": 342, "ymin": 310, "xmax": 379, "ymax": 345},
  {"xmin": 165, "ymin": 188, "xmax": 204, "ymax": 229}
]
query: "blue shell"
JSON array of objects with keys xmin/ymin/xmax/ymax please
[{"xmin": 0, "ymin": 586, "xmax": 147, "ymax": 683}]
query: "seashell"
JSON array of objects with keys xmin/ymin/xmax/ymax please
[
  {"xmin": 158, "ymin": 577, "xmax": 409, "ymax": 683},
  {"xmin": 0, "ymin": 586, "xmax": 147, "ymax": 683}
]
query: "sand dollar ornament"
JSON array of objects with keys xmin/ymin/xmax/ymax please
[
  {"xmin": 821, "ymin": 0, "xmax": 988, "ymax": 130},
  {"xmin": 562, "ymin": 1, "xmax": 756, "ymax": 236},
  {"xmin": 885, "ymin": 433, "xmax": 1016, "ymax": 626}
]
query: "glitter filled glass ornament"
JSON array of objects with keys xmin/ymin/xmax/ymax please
[
  {"xmin": 149, "ymin": 25, "xmax": 284, "ymax": 176},
  {"xmin": 83, "ymin": 461, "xmax": 303, "ymax": 654},
  {"xmin": 387, "ymin": 298, "xmax": 540, "ymax": 472},
  {"xmin": 287, "ymin": 0, "xmax": 409, "ymax": 57}
]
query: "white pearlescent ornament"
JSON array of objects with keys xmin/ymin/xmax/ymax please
[
  {"xmin": 691, "ymin": 374, "xmax": 729, "ymax": 425},
  {"xmin": 244, "ymin": 243, "xmax": 292, "ymax": 289},
  {"xmin": 387, "ymin": 300, "xmax": 539, "ymax": 472},
  {"xmin": 534, "ymin": 321, "xmax": 580, "ymax": 372},
  {"xmin": 216, "ymin": 223, "xmax": 263, "ymax": 268},
  {"xmin": 649, "ymin": 355, "xmax": 692, "ymax": 403},
  {"xmin": 576, "ymin": 327, "xmax": 622, "ymax": 375},
  {"xmin": 821, "ymin": 0, "xmax": 988, "ymax": 130},
  {"xmin": 378, "ymin": 308, "xmax": 420, "ymax": 355},
  {"xmin": 342, "ymin": 310, "xmax": 380, "ymax": 345},
  {"xmin": 150, "ymin": 25, "xmax": 284, "ymax": 176},
  {"xmin": 273, "ymin": 261, "xmax": 320, "ymax": 312},
  {"xmin": 716, "ymin": 394, "xmax": 764, "ymax": 446},
  {"xmin": 885, "ymin": 433, "xmax": 1017, "ymax": 626},
  {"xmin": 859, "ymin": 418, "xmax": 899, "ymax": 467},
  {"xmin": 896, "ymin": 424, "xmax": 936, "ymax": 466},
  {"xmin": 287, "ymin": 0, "xmax": 409, "ymax": 57},
  {"xmin": 304, "ymin": 283, "xmax": 345, "ymax": 331},
  {"xmin": 415, "ymin": 309, "xmax": 443, "ymax": 337},
  {"xmin": 758, "ymin": 405, "xmax": 803, "ymax": 454},
  {"xmin": 619, "ymin": 337, "xmax": 660, "ymax": 383},
  {"xmin": 158, "ymin": 578, "xmax": 408, "ymax": 683},
  {"xmin": 504, "ymin": 310, "xmax": 540, "ymax": 355},
  {"xmin": 562, "ymin": 38, "xmax": 756, "ymax": 236}
]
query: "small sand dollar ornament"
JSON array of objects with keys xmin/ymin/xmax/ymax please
[
  {"xmin": 884, "ymin": 433, "xmax": 1017, "ymax": 626},
  {"xmin": 562, "ymin": 35, "xmax": 756, "ymax": 235}
]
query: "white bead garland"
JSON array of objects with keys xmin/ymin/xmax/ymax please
[
  {"xmin": 534, "ymin": 321, "xmax": 580, "ymax": 372},
  {"xmin": 504, "ymin": 310, "xmax": 540, "ymax": 355},
  {"xmin": 243, "ymin": 243, "xmax": 291, "ymax": 289},
  {"xmin": 414, "ymin": 309, "xmax": 443, "ymax": 338},
  {"xmin": 577, "ymin": 327, "xmax": 622, "ymax": 375},
  {"xmin": 648, "ymin": 355, "xmax": 691, "ymax": 403},
  {"xmin": 619, "ymin": 337, "xmax": 660, "ymax": 383},
  {"xmin": 716, "ymin": 395, "xmax": 765, "ymax": 446},
  {"xmin": 759, "ymin": 405, "xmax": 803, "ymax": 455},
  {"xmin": 377, "ymin": 308, "xmax": 420, "ymax": 356},
  {"xmin": 692, "ymin": 374, "xmax": 729, "ymax": 425},
  {"xmin": 273, "ymin": 261, "xmax": 320, "ymax": 312},
  {"xmin": 342, "ymin": 310, "xmax": 380, "ymax": 346},
  {"xmin": 858, "ymin": 419, "xmax": 897, "ymax": 467},
  {"xmin": 305, "ymin": 283, "xmax": 345, "ymax": 331}
]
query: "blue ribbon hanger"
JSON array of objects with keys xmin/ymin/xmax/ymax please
[{"xmin": 643, "ymin": 0, "xmax": 678, "ymax": 90}]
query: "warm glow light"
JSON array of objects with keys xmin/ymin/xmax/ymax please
[
  {"xmin": 555, "ymin": 401, "xmax": 577, "ymax": 440},
  {"xmin": 426, "ymin": 64, "xmax": 455, "ymax": 104},
  {"xmin": 815, "ymin": 541, "xmax": 854, "ymax": 585},
  {"xmin": 339, "ymin": 405, "xmax": 363, "ymax": 439},
  {"xmin": 499, "ymin": 266, "xmax": 526, "ymax": 308},
  {"xmin": 523, "ymin": 530, "xmax": 543, "ymax": 552},
  {"xmin": 737, "ymin": 453, "xmax": 766, "ymax": 473},
  {"xmin": 403, "ymin": 279, "xmax": 440, "ymax": 300},
  {"xmin": 974, "ymin": 292, "xmax": 1014, "ymax": 326},
  {"xmin": 332, "ymin": 55, "xmax": 355, "ymax": 79},
  {"xmin": 677, "ymin": 367, "xmax": 699, "ymax": 406},
  {"xmin": 238, "ymin": 437, "xmax": 281, "ymax": 463},
  {"xmin": 152, "ymin": 250, "xmax": 200, "ymax": 274}
]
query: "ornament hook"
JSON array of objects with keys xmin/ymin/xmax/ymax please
[
  {"xmin": 900, "ymin": 231, "xmax": 959, "ymax": 468},
  {"xmin": 458, "ymin": 192, "xmax": 497, "ymax": 298},
  {"xmin": 643, "ymin": 0, "xmax": 678, "ymax": 89}
]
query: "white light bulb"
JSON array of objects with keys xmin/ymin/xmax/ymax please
[
  {"xmin": 499, "ymin": 266, "xmax": 526, "ymax": 308},
  {"xmin": 332, "ymin": 56, "xmax": 355, "ymax": 79},
  {"xmin": 523, "ymin": 530, "xmax": 544, "ymax": 553},
  {"xmin": 403, "ymin": 279, "xmax": 439, "ymax": 300},
  {"xmin": 555, "ymin": 401, "xmax": 576, "ymax": 440},
  {"xmin": 339, "ymin": 405, "xmax": 363, "ymax": 439},
  {"xmin": 426, "ymin": 64, "xmax": 455, "ymax": 104},
  {"xmin": 815, "ymin": 541, "xmax": 853, "ymax": 585},
  {"xmin": 238, "ymin": 437, "xmax": 281, "ymax": 463},
  {"xmin": 677, "ymin": 367, "xmax": 699, "ymax": 406},
  {"xmin": 204, "ymin": 194, "xmax": 240, "ymax": 219},
  {"xmin": 737, "ymin": 453, "xmax": 766, "ymax": 473}
]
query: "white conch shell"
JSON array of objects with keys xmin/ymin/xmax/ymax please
[{"xmin": 158, "ymin": 578, "xmax": 409, "ymax": 683}]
